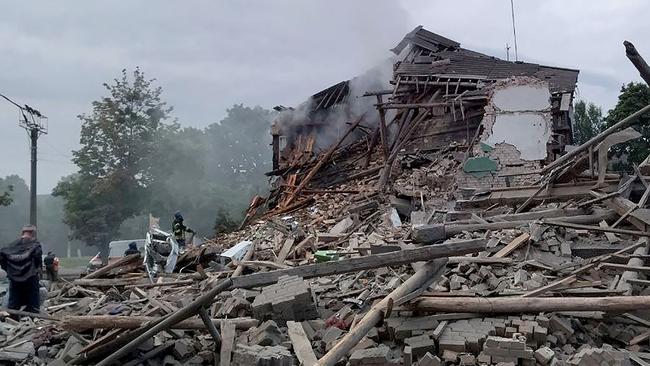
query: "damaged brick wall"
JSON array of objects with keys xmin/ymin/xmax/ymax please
[{"xmin": 457, "ymin": 77, "xmax": 553, "ymax": 189}]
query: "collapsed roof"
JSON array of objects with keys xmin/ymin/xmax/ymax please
[{"xmin": 269, "ymin": 26, "xmax": 580, "ymax": 202}]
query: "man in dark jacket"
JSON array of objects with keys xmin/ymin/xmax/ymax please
[
  {"xmin": 172, "ymin": 212, "xmax": 194, "ymax": 248},
  {"xmin": 124, "ymin": 241, "xmax": 140, "ymax": 256},
  {"xmin": 0, "ymin": 225, "xmax": 43, "ymax": 313}
]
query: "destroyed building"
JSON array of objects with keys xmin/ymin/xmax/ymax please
[
  {"xmin": 270, "ymin": 26, "xmax": 579, "ymax": 200},
  {"xmin": 5, "ymin": 27, "xmax": 650, "ymax": 366}
]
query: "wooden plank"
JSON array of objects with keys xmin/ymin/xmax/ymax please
[
  {"xmin": 630, "ymin": 331, "xmax": 650, "ymax": 346},
  {"xmin": 542, "ymin": 220, "xmax": 650, "ymax": 237},
  {"xmin": 625, "ymin": 278, "xmax": 650, "ymax": 286},
  {"xmin": 73, "ymin": 278, "xmax": 150, "ymax": 287},
  {"xmin": 287, "ymin": 321, "xmax": 318, "ymax": 366},
  {"xmin": 219, "ymin": 321, "xmax": 236, "ymax": 366},
  {"xmin": 520, "ymin": 275, "xmax": 577, "ymax": 298},
  {"xmin": 601, "ymin": 263, "xmax": 650, "ymax": 274},
  {"xmin": 493, "ymin": 233, "xmax": 530, "ymax": 258},
  {"xmin": 230, "ymin": 239, "xmax": 485, "ymax": 289},
  {"xmin": 276, "ymin": 238, "xmax": 295, "ymax": 264}
]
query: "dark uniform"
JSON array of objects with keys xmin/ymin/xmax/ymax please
[
  {"xmin": 44, "ymin": 252, "xmax": 58, "ymax": 281},
  {"xmin": 0, "ymin": 225, "xmax": 43, "ymax": 313},
  {"xmin": 172, "ymin": 212, "xmax": 193, "ymax": 248},
  {"xmin": 124, "ymin": 241, "xmax": 140, "ymax": 256}
]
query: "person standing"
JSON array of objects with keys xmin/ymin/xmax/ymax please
[
  {"xmin": 172, "ymin": 211, "xmax": 194, "ymax": 248},
  {"xmin": 44, "ymin": 252, "xmax": 59, "ymax": 282},
  {"xmin": 0, "ymin": 225, "xmax": 43, "ymax": 313}
]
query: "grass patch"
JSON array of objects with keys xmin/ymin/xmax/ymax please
[{"xmin": 58, "ymin": 256, "xmax": 92, "ymax": 268}]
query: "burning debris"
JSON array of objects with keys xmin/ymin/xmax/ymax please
[{"xmin": 3, "ymin": 26, "xmax": 650, "ymax": 366}]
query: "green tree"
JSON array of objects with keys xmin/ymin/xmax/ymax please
[
  {"xmin": 53, "ymin": 68, "xmax": 176, "ymax": 254},
  {"xmin": 573, "ymin": 100, "xmax": 603, "ymax": 145},
  {"xmin": 0, "ymin": 187, "xmax": 13, "ymax": 206},
  {"xmin": 604, "ymin": 82, "xmax": 650, "ymax": 169}
]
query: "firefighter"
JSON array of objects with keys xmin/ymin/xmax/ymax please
[
  {"xmin": 124, "ymin": 241, "xmax": 140, "ymax": 256},
  {"xmin": 43, "ymin": 251, "xmax": 59, "ymax": 282},
  {"xmin": 0, "ymin": 225, "xmax": 43, "ymax": 313},
  {"xmin": 172, "ymin": 211, "xmax": 194, "ymax": 248}
]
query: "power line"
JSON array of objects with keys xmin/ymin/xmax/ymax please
[
  {"xmin": 0, "ymin": 92, "xmax": 23, "ymax": 109},
  {"xmin": 0, "ymin": 90, "xmax": 48, "ymax": 226}
]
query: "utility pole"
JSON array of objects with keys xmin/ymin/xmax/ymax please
[
  {"xmin": 1, "ymin": 92, "xmax": 47, "ymax": 226},
  {"xmin": 20, "ymin": 106, "xmax": 47, "ymax": 227}
]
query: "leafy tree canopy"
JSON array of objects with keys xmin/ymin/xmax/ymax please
[
  {"xmin": 604, "ymin": 82, "xmax": 650, "ymax": 169},
  {"xmin": 54, "ymin": 68, "xmax": 176, "ymax": 251},
  {"xmin": 573, "ymin": 100, "xmax": 604, "ymax": 145}
]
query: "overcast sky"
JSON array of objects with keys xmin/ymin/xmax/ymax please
[{"xmin": 0, "ymin": 0, "xmax": 648, "ymax": 193}]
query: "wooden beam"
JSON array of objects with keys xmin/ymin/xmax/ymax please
[
  {"xmin": 61, "ymin": 315, "xmax": 258, "ymax": 331},
  {"xmin": 625, "ymin": 41, "xmax": 650, "ymax": 85},
  {"xmin": 542, "ymin": 220, "xmax": 650, "ymax": 237},
  {"xmin": 413, "ymin": 210, "xmax": 615, "ymax": 243},
  {"xmin": 219, "ymin": 321, "xmax": 236, "ymax": 366},
  {"xmin": 520, "ymin": 275, "xmax": 577, "ymax": 298},
  {"xmin": 275, "ymin": 238, "xmax": 295, "ymax": 264},
  {"xmin": 413, "ymin": 296, "xmax": 650, "ymax": 313},
  {"xmin": 601, "ymin": 263, "xmax": 650, "ymax": 274},
  {"xmin": 231, "ymin": 239, "xmax": 485, "ymax": 289},
  {"xmin": 73, "ymin": 277, "xmax": 151, "ymax": 287},
  {"xmin": 493, "ymin": 233, "xmax": 530, "ymax": 258}
]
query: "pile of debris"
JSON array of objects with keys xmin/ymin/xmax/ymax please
[{"xmin": 4, "ymin": 27, "xmax": 650, "ymax": 366}]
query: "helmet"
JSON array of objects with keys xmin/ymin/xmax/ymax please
[{"xmin": 174, "ymin": 211, "xmax": 183, "ymax": 220}]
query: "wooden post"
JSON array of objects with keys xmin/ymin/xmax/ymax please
[
  {"xmin": 316, "ymin": 260, "xmax": 447, "ymax": 366},
  {"xmin": 376, "ymin": 95, "xmax": 390, "ymax": 160},
  {"xmin": 413, "ymin": 296, "xmax": 650, "ymax": 313},
  {"xmin": 625, "ymin": 41, "xmax": 650, "ymax": 85}
]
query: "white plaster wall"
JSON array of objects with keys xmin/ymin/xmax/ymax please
[
  {"xmin": 484, "ymin": 113, "xmax": 550, "ymax": 160},
  {"xmin": 492, "ymin": 84, "xmax": 551, "ymax": 111}
]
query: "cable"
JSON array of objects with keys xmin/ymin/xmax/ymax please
[{"xmin": 0, "ymin": 91, "xmax": 23, "ymax": 110}]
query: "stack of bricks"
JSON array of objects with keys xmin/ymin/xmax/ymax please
[
  {"xmin": 251, "ymin": 275, "xmax": 318, "ymax": 323},
  {"xmin": 348, "ymin": 346, "xmax": 399, "ymax": 366},
  {"xmin": 438, "ymin": 318, "xmax": 501, "ymax": 355},
  {"xmin": 501, "ymin": 315, "xmax": 549, "ymax": 347},
  {"xmin": 231, "ymin": 344, "xmax": 293, "ymax": 366},
  {"xmin": 567, "ymin": 345, "xmax": 630, "ymax": 366},
  {"xmin": 246, "ymin": 320, "xmax": 285, "ymax": 346},
  {"xmin": 386, "ymin": 316, "xmax": 440, "ymax": 340},
  {"xmin": 480, "ymin": 336, "xmax": 534, "ymax": 364}
]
